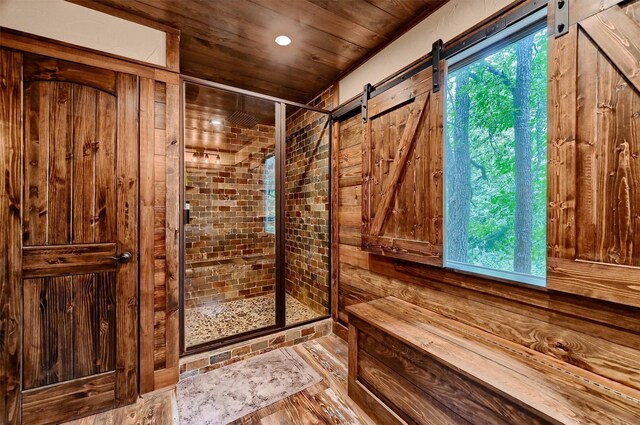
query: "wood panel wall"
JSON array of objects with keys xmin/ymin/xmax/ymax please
[
  {"xmin": 139, "ymin": 76, "xmax": 180, "ymax": 393},
  {"xmin": 334, "ymin": 112, "xmax": 640, "ymax": 393},
  {"xmin": 334, "ymin": 102, "xmax": 640, "ymax": 402}
]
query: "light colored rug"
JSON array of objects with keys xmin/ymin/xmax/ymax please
[{"xmin": 177, "ymin": 347, "xmax": 323, "ymax": 424}]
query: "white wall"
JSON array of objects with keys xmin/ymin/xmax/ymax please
[
  {"xmin": 0, "ymin": 0, "xmax": 166, "ymax": 67},
  {"xmin": 338, "ymin": 0, "xmax": 516, "ymax": 104}
]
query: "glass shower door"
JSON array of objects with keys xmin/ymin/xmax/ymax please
[{"xmin": 183, "ymin": 82, "xmax": 278, "ymax": 349}]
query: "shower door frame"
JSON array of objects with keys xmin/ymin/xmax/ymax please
[{"xmin": 179, "ymin": 75, "xmax": 333, "ymax": 356}]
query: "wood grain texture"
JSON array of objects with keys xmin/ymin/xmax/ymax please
[
  {"xmin": 139, "ymin": 76, "xmax": 156, "ymax": 394},
  {"xmin": 22, "ymin": 372, "xmax": 115, "ymax": 425},
  {"xmin": 22, "ymin": 273, "xmax": 117, "ymax": 392},
  {"xmin": 0, "ymin": 47, "xmax": 22, "ymax": 425},
  {"xmin": 165, "ymin": 31, "xmax": 180, "ymax": 73},
  {"xmin": 114, "ymin": 72, "xmax": 139, "ymax": 406},
  {"xmin": 358, "ymin": 329, "xmax": 535, "ymax": 425},
  {"xmin": 23, "ymin": 52, "xmax": 117, "ymax": 94},
  {"xmin": 22, "ymin": 244, "xmax": 117, "ymax": 278},
  {"xmin": 69, "ymin": 0, "xmax": 447, "ymax": 103},
  {"xmin": 47, "ymin": 82, "xmax": 73, "ymax": 244},
  {"xmin": 153, "ymin": 81, "xmax": 168, "ymax": 373},
  {"xmin": 22, "ymin": 53, "xmax": 119, "ymax": 248},
  {"xmin": 4, "ymin": 29, "xmax": 180, "ymax": 422},
  {"xmin": 579, "ymin": 5, "xmax": 640, "ymax": 92},
  {"xmin": 139, "ymin": 77, "xmax": 180, "ymax": 393},
  {"xmin": 326, "ymin": 2, "xmax": 640, "ymax": 424},
  {"xmin": 164, "ymin": 81, "xmax": 180, "ymax": 378},
  {"xmin": 358, "ymin": 351, "xmax": 471, "ymax": 425},
  {"xmin": 331, "ymin": 120, "xmax": 341, "ymax": 322},
  {"xmin": 348, "ymin": 297, "xmax": 640, "ymax": 425},
  {"xmin": 0, "ymin": 28, "xmax": 177, "ymax": 83},
  {"xmin": 369, "ymin": 93, "xmax": 428, "ymax": 235},
  {"xmin": 17, "ymin": 50, "xmax": 139, "ymax": 423},
  {"xmin": 361, "ymin": 66, "xmax": 442, "ymax": 265},
  {"xmin": 548, "ymin": 2, "xmax": 640, "ymax": 306},
  {"xmin": 340, "ymin": 260, "xmax": 640, "ymax": 392},
  {"xmin": 95, "ymin": 90, "xmax": 117, "ymax": 243}
]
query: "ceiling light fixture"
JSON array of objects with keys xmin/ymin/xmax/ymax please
[
  {"xmin": 210, "ymin": 118, "xmax": 223, "ymax": 125},
  {"xmin": 275, "ymin": 35, "xmax": 291, "ymax": 46}
]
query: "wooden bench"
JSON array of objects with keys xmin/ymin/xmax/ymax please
[{"xmin": 347, "ymin": 296, "xmax": 640, "ymax": 425}]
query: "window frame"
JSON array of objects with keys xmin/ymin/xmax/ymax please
[
  {"xmin": 442, "ymin": 8, "xmax": 548, "ymax": 288},
  {"xmin": 264, "ymin": 153, "xmax": 276, "ymax": 234}
]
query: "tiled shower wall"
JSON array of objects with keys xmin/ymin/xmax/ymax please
[
  {"xmin": 284, "ymin": 86, "xmax": 336, "ymax": 315},
  {"xmin": 185, "ymin": 85, "xmax": 336, "ymax": 314},
  {"xmin": 185, "ymin": 124, "xmax": 276, "ymax": 308}
]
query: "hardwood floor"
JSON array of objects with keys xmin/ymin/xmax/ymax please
[{"xmin": 63, "ymin": 335, "xmax": 376, "ymax": 425}]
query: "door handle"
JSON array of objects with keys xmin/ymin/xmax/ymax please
[{"xmin": 108, "ymin": 251, "xmax": 133, "ymax": 264}]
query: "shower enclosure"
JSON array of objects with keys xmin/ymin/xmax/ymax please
[{"xmin": 181, "ymin": 79, "xmax": 331, "ymax": 353}]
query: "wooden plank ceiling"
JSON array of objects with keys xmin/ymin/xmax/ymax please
[{"xmin": 67, "ymin": 0, "xmax": 448, "ymax": 103}]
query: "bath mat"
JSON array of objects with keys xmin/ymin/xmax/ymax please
[{"xmin": 177, "ymin": 347, "xmax": 323, "ymax": 424}]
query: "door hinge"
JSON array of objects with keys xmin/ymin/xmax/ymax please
[
  {"xmin": 432, "ymin": 39, "xmax": 443, "ymax": 93},
  {"xmin": 555, "ymin": 0, "xmax": 569, "ymax": 37},
  {"xmin": 362, "ymin": 83, "xmax": 373, "ymax": 124}
]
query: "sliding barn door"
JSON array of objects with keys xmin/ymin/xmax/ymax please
[
  {"xmin": 362, "ymin": 66, "xmax": 443, "ymax": 265},
  {"xmin": 548, "ymin": 1, "xmax": 640, "ymax": 306},
  {"xmin": 2, "ymin": 51, "xmax": 139, "ymax": 424}
]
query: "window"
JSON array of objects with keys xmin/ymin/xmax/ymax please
[
  {"xmin": 444, "ymin": 13, "xmax": 548, "ymax": 286},
  {"xmin": 264, "ymin": 155, "xmax": 276, "ymax": 233}
]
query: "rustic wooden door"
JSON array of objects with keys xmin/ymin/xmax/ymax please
[
  {"xmin": 547, "ymin": 1, "xmax": 640, "ymax": 307},
  {"xmin": 362, "ymin": 66, "xmax": 443, "ymax": 265},
  {"xmin": 16, "ymin": 52, "xmax": 139, "ymax": 424}
]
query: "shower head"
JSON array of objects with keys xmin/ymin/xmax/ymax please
[{"xmin": 226, "ymin": 95, "xmax": 258, "ymax": 129}]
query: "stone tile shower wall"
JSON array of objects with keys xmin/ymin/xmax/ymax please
[
  {"xmin": 284, "ymin": 86, "xmax": 336, "ymax": 316},
  {"xmin": 185, "ymin": 124, "xmax": 276, "ymax": 309}
]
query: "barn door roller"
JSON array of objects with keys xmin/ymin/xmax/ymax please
[
  {"xmin": 555, "ymin": 0, "xmax": 568, "ymax": 37},
  {"xmin": 432, "ymin": 39, "xmax": 443, "ymax": 93},
  {"xmin": 362, "ymin": 83, "xmax": 373, "ymax": 123}
]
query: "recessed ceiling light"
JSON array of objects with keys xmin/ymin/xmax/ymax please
[
  {"xmin": 210, "ymin": 119, "xmax": 223, "ymax": 125},
  {"xmin": 275, "ymin": 35, "xmax": 291, "ymax": 46}
]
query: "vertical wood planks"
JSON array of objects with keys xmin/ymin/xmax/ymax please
[
  {"xmin": 139, "ymin": 77, "xmax": 155, "ymax": 394},
  {"xmin": 0, "ymin": 47, "xmax": 23, "ymax": 425},
  {"xmin": 48, "ymin": 83, "xmax": 73, "ymax": 245},
  {"xmin": 96, "ymin": 272, "xmax": 116, "ymax": 374},
  {"xmin": 361, "ymin": 66, "xmax": 442, "ymax": 265},
  {"xmin": 115, "ymin": 72, "xmax": 139, "ymax": 406},
  {"xmin": 164, "ymin": 81, "xmax": 180, "ymax": 377},
  {"xmin": 23, "ymin": 82, "xmax": 49, "ymax": 246},
  {"xmin": 73, "ymin": 274, "xmax": 96, "ymax": 379},
  {"xmin": 22, "ymin": 274, "xmax": 117, "ymax": 390},
  {"xmin": 548, "ymin": 2, "xmax": 640, "ymax": 305},
  {"xmin": 428, "ymin": 65, "xmax": 444, "ymax": 248},
  {"xmin": 331, "ymin": 120, "xmax": 340, "ymax": 321},
  {"xmin": 369, "ymin": 93, "xmax": 428, "ymax": 236},
  {"xmin": 22, "ymin": 279, "xmax": 47, "ymax": 390},
  {"xmin": 593, "ymin": 41, "xmax": 640, "ymax": 266},
  {"xmin": 165, "ymin": 32, "xmax": 180, "ymax": 73},
  {"xmin": 153, "ymin": 81, "xmax": 168, "ymax": 373},
  {"xmin": 575, "ymin": 28, "xmax": 598, "ymax": 263},
  {"xmin": 72, "ymin": 86, "xmax": 97, "ymax": 243},
  {"xmin": 140, "ymin": 77, "xmax": 180, "ymax": 394},
  {"xmin": 547, "ymin": 25, "xmax": 577, "ymax": 260},
  {"xmin": 95, "ymin": 91, "xmax": 117, "ymax": 243},
  {"xmin": 46, "ymin": 277, "xmax": 74, "ymax": 385}
]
